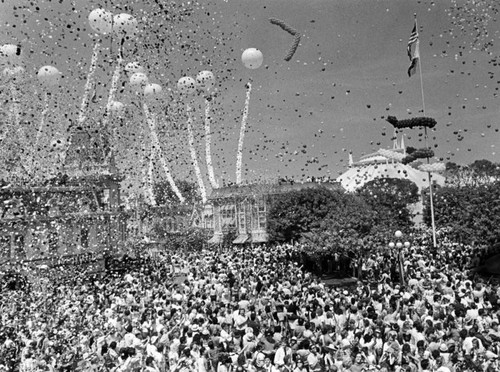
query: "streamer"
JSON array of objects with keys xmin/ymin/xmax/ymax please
[
  {"xmin": 269, "ymin": 18, "xmax": 301, "ymax": 62},
  {"xmin": 401, "ymin": 147, "xmax": 435, "ymax": 164},
  {"xmin": 386, "ymin": 115, "xmax": 437, "ymax": 129}
]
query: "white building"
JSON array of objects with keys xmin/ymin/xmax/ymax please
[{"xmin": 336, "ymin": 136, "xmax": 445, "ymax": 223}]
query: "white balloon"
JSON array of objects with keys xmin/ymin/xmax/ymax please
[
  {"xmin": 109, "ymin": 101, "xmax": 125, "ymax": 115},
  {"xmin": 144, "ymin": 83, "xmax": 162, "ymax": 96},
  {"xmin": 37, "ymin": 66, "xmax": 61, "ymax": 87},
  {"xmin": 0, "ymin": 44, "xmax": 21, "ymax": 68},
  {"xmin": 0, "ymin": 44, "xmax": 20, "ymax": 59},
  {"xmin": 129, "ymin": 72, "xmax": 149, "ymax": 91},
  {"xmin": 196, "ymin": 70, "xmax": 215, "ymax": 92},
  {"xmin": 177, "ymin": 76, "xmax": 196, "ymax": 95},
  {"xmin": 125, "ymin": 62, "xmax": 144, "ymax": 74},
  {"xmin": 241, "ymin": 48, "xmax": 263, "ymax": 69},
  {"xmin": 113, "ymin": 14, "xmax": 138, "ymax": 36},
  {"xmin": 88, "ymin": 9, "xmax": 113, "ymax": 35}
]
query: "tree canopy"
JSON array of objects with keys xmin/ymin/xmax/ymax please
[
  {"xmin": 267, "ymin": 186, "xmax": 340, "ymax": 242},
  {"xmin": 423, "ymin": 181, "xmax": 500, "ymax": 247},
  {"xmin": 356, "ymin": 178, "xmax": 419, "ymax": 230},
  {"xmin": 444, "ymin": 159, "xmax": 499, "ymax": 188},
  {"xmin": 267, "ymin": 181, "xmax": 416, "ymax": 259}
]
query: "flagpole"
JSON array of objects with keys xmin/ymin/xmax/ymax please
[{"xmin": 414, "ymin": 13, "xmax": 437, "ymax": 249}]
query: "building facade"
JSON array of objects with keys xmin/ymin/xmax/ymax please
[
  {"xmin": 204, "ymin": 181, "xmax": 342, "ymax": 245},
  {"xmin": 0, "ymin": 128, "xmax": 127, "ymax": 276}
]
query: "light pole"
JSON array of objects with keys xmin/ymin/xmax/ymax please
[{"xmin": 388, "ymin": 230, "xmax": 410, "ymax": 286}]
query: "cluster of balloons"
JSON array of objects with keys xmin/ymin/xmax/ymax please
[
  {"xmin": 401, "ymin": 147, "xmax": 435, "ymax": 165},
  {"xmin": 120, "ymin": 62, "xmax": 164, "ymax": 114},
  {"xmin": 125, "ymin": 65, "xmax": 217, "ymax": 112},
  {"xmin": 2, "ymin": 43, "xmax": 61, "ymax": 87},
  {"xmin": 88, "ymin": 8, "xmax": 138, "ymax": 37},
  {"xmin": 177, "ymin": 70, "xmax": 215, "ymax": 95},
  {"xmin": 386, "ymin": 116, "xmax": 438, "ymax": 130},
  {"xmin": 127, "ymin": 63, "xmax": 162, "ymax": 97}
]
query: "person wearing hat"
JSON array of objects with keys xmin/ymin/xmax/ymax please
[
  {"xmin": 288, "ymin": 337, "xmax": 299, "ymax": 353},
  {"xmin": 292, "ymin": 355, "xmax": 307, "ymax": 372},
  {"xmin": 243, "ymin": 328, "xmax": 258, "ymax": 353}
]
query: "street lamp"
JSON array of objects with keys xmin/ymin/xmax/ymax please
[{"xmin": 389, "ymin": 230, "xmax": 410, "ymax": 286}]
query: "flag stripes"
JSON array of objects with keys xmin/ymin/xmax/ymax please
[{"xmin": 407, "ymin": 20, "xmax": 419, "ymax": 77}]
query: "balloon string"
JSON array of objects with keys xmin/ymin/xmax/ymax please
[
  {"xmin": 102, "ymin": 45, "xmax": 123, "ymax": 130},
  {"xmin": 9, "ymin": 80, "xmax": 29, "ymax": 181},
  {"xmin": 186, "ymin": 103, "xmax": 207, "ymax": 203},
  {"xmin": 204, "ymin": 98, "xmax": 218, "ymax": 189},
  {"xmin": 102, "ymin": 44, "xmax": 123, "ymax": 166},
  {"xmin": 236, "ymin": 82, "xmax": 252, "ymax": 185},
  {"xmin": 77, "ymin": 42, "xmax": 101, "ymax": 127},
  {"xmin": 61, "ymin": 41, "xmax": 101, "ymax": 170},
  {"xmin": 146, "ymin": 143, "xmax": 157, "ymax": 206},
  {"xmin": 143, "ymin": 102, "xmax": 185, "ymax": 204},
  {"xmin": 34, "ymin": 92, "xmax": 50, "ymax": 150},
  {"xmin": 9, "ymin": 81, "xmax": 21, "ymax": 128},
  {"xmin": 29, "ymin": 91, "xmax": 50, "ymax": 176}
]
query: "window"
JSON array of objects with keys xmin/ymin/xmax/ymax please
[
  {"xmin": 81, "ymin": 227, "xmax": 89, "ymax": 249},
  {"xmin": 0, "ymin": 235, "xmax": 10, "ymax": 259},
  {"xmin": 220, "ymin": 204, "xmax": 236, "ymax": 229},
  {"xmin": 238, "ymin": 202, "xmax": 246, "ymax": 232},
  {"xmin": 102, "ymin": 189, "xmax": 110, "ymax": 208},
  {"xmin": 204, "ymin": 205, "xmax": 214, "ymax": 229},
  {"xmin": 251, "ymin": 201, "xmax": 258, "ymax": 230},
  {"xmin": 48, "ymin": 230, "xmax": 58, "ymax": 253},
  {"xmin": 14, "ymin": 234, "xmax": 25, "ymax": 259},
  {"xmin": 257, "ymin": 198, "xmax": 267, "ymax": 230},
  {"xmin": 31, "ymin": 228, "xmax": 45, "ymax": 255}
]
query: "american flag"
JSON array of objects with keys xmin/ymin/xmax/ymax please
[{"xmin": 407, "ymin": 20, "xmax": 420, "ymax": 77}]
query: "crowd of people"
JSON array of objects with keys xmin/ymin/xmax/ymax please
[{"xmin": 1, "ymin": 237, "xmax": 500, "ymax": 372}]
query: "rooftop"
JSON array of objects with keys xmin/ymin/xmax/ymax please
[{"xmin": 208, "ymin": 181, "xmax": 343, "ymax": 200}]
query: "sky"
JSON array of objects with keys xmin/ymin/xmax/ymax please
[{"xmin": 0, "ymin": 0, "xmax": 499, "ymax": 194}]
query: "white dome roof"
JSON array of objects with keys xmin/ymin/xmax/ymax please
[{"xmin": 337, "ymin": 161, "xmax": 445, "ymax": 192}]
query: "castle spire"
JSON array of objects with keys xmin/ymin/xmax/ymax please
[{"xmin": 393, "ymin": 130, "xmax": 399, "ymax": 150}]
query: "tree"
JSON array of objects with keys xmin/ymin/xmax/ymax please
[
  {"xmin": 470, "ymin": 159, "xmax": 499, "ymax": 185},
  {"xmin": 423, "ymin": 181, "xmax": 500, "ymax": 246},
  {"xmin": 445, "ymin": 160, "xmax": 500, "ymax": 188},
  {"xmin": 357, "ymin": 178, "xmax": 419, "ymax": 229},
  {"xmin": 301, "ymin": 192, "xmax": 398, "ymax": 279},
  {"xmin": 267, "ymin": 187, "xmax": 342, "ymax": 242},
  {"xmin": 267, "ymin": 184, "xmax": 410, "ymax": 279}
]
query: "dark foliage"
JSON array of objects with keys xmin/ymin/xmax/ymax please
[
  {"xmin": 423, "ymin": 181, "xmax": 500, "ymax": 246},
  {"xmin": 267, "ymin": 186, "xmax": 342, "ymax": 242},
  {"xmin": 357, "ymin": 178, "xmax": 419, "ymax": 229}
]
